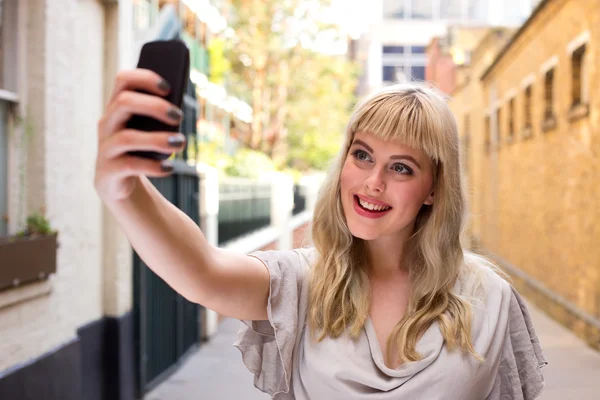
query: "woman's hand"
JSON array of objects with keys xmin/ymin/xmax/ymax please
[{"xmin": 94, "ymin": 68, "xmax": 187, "ymax": 202}]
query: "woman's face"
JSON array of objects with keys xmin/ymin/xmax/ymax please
[{"xmin": 340, "ymin": 131, "xmax": 435, "ymax": 242}]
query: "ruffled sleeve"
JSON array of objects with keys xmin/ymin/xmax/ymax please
[
  {"xmin": 487, "ymin": 286, "xmax": 548, "ymax": 400},
  {"xmin": 233, "ymin": 248, "xmax": 314, "ymax": 398}
]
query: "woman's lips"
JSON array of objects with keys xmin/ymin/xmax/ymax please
[{"xmin": 353, "ymin": 195, "xmax": 392, "ymax": 219}]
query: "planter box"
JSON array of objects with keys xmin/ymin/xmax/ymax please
[{"xmin": 0, "ymin": 233, "xmax": 58, "ymax": 291}]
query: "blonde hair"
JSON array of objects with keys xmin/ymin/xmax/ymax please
[{"xmin": 308, "ymin": 82, "xmax": 497, "ymax": 365}]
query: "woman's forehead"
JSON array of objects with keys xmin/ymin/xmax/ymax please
[{"xmin": 352, "ymin": 131, "xmax": 426, "ymax": 154}]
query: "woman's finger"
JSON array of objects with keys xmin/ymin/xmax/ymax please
[
  {"xmin": 108, "ymin": 154, "xmax": 176, "ymax": 180},
  {"xmin": 108, "ymin": 68, "xmax": 172, "ymax": 105},
  {"xmin": 100, "ymin": 91, "xmax": 183, "ymax": 138},
  {"xmin": 100, "ymin": 130, "xmax": 187, "ymax": 159}
]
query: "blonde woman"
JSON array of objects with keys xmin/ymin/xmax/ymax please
[{"xmin": 95, "ymin": 70, "xmax": 546, "ymax": 399}]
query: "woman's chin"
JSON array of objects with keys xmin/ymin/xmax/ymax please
[{"xmin": 348, "ymin": 225, "xmax": 380, "ymax": 241}]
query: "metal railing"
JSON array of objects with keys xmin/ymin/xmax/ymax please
[
  {"xmin": 292, "ymin": 184, "xmax": 307, "ymax": 216},
  {"xmin": 218, "ymin": 178, "xmax": 272, "ymax": 245}
]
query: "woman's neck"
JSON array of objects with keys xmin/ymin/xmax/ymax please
[{"xmin": 365, "ymin": 236, "xmax": 410, "ymax": 280}]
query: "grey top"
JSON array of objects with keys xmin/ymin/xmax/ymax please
[{"xmin": 234, "ymin": 248, "xmax": 547, "ymax": 400}]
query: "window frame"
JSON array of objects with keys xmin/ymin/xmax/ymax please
[
  {"xmin": 566, "ymin": 31, "xmax": 590, "ymax": 122},
  {"xmin": 507, "ymin": 96, "xmax": 515, "ymax": 143},
  {"xmin": 0, "ymin": 0, "xmax": 20, "ymax": 237},
  {"xmin": 522, "ymin": 84, "xmax": 533, "ymax": 139}
]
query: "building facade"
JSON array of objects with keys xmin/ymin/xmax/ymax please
[
  {"xmin": 0, "ymin": 1, "xmax": 134, "ymax": 399},
  {"xmin": 377, "ymin": 0, "xmax": 537, "ymax": 86},
  {"xmin": 0, "ymin": 0, "xmax": 250, "ymax": 399},
  {"xmin": 452, "ymin": 0, "xmax": 600, "ymax": 349}
]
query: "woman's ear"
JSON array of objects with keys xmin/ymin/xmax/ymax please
[{"xmin": 424, "ymin": 191, "xmax": 434, "ymax": 206}]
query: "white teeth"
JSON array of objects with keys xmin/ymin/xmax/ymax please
[{"xmin": 358, "ymin": 198, "xmax": 390, "ymax": 211}]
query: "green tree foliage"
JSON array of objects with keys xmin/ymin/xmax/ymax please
[
  {"xmin": 207, "ymin": 37, "xmax": 231, "ymax": 84},
  {"xmin": 224, "ymin": 0, "xmax": 359, "ymax": 171}
]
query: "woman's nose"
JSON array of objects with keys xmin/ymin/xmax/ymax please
[{"xmin": 364, "ymin": 168, "xmax": 385, "ymax": 193}]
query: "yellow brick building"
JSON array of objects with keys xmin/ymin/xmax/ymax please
[
  {"xmin": 449, "ymin": 28, "xmax": 515, "ymax": 245},
  {"xmin": 453, "ymin": 0, "xmax": 600, "ymax": 349}
]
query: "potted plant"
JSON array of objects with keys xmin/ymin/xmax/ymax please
[{"xmin": 0, "ymin": 212, "xmax": 59, "ymax": 291}]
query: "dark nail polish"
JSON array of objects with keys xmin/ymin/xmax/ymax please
[
  {"xmin": 158, "ymin": 78, "xmax": 171, "ymax": 91},
  {"xmin": 167, "ymin": 107, "xmax": 183, "ymax": 121},
  {"xmin": 161, "ymin": 161, "xmax": 174, "ymax": 173},
  {"xmin": 168, "ymin": 134, "xmax": 186, "ymax": 147}
]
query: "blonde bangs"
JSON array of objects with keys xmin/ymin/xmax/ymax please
[{"xmin": 348, "ymin": 85, "xmax": 456, "ymax": 164}]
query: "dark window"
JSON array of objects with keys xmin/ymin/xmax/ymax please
[
  {"xmin": 571, "ymin": 44, "xmax": 586, "ymax": 106},
  {"xmin": 410, "ymin": 66, "xmax": 425, "ymax": 81},
  {"xmin": 383, "ymin": 66, "xmax": 397, "ymax": 82},
  {"xmin": 524, "ymin": 85, "xmax": 532, "ymax": 128},
  {"xmin": 496, "ymin": 107, "xmax": 501, "ymax": 147},
  {"xmin": 383, "ymin": 46, "xmax": 405, "ymax": 54},
  {"xmin": 544, "ymin": 68, "xmax": 555, "ymax": 118},
  {"xmin": 410, "ymin": 46, "xmax": 426, "ymax": 54}
]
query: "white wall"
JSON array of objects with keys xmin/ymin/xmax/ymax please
[{"xmin": 0, "ymin": 0, "xmax": 106, "ymax": 371}]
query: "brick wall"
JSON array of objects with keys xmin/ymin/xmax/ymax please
[{"xmin": 451, "ymin": 0, "xmax": 600, "ymax": 349}]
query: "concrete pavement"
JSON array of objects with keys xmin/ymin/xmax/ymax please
[{"xmin": 146, "ymin": 301, "xmax": 600, "ymax": 400}]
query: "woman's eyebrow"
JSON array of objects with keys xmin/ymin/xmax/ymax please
[
  {"xmin": 352, "ymin": 139, "xmax": 421, "ymax": 169},
  {"xmin": 352, "ymin": 139, "xmax": 373, "ymax": 153}
]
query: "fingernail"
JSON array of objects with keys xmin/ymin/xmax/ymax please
[
  {"xmin": 168, "ymin": 134, "xmax": 186, "ymax": 147},
  {"xmin": 161, "ymin": 160, "xmax": 174, "ymax": 173},
  {"xmin": 167, "ymin": 106, "xmax": 183, "ymax": 121},
  {"xmin": 158, "ymin": 78, "xmax": 171, "ymax": 91}
]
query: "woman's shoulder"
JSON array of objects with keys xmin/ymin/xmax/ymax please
[{"xmin": 460, "ymin": 251, "xmax": 512, "ymax": 295}]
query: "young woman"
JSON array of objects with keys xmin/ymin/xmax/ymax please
[{"xmin": 95, "ymin": 70, "xmax": 546, "ymax": 400}]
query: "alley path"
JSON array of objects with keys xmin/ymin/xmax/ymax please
[{"xmin": 146, "ymin": 301, "xmax": 600, "ymax": 400}]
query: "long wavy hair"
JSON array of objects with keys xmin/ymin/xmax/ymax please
[{"xmin": 308, "ymin": 82, "xmax": 497, "ymax": 366}]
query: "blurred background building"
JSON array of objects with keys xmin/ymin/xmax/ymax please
[{"xmin": 352, "ymin": 0, "xmax": 542, "ymax": 96}]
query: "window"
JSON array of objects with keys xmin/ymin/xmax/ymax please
[
  {"xmin": 571, "ymin": 44, "xmax": 586, "ymax": 107},
  {"xmin": 507, "ymin": 97, "xmax": 515, "ymax": 142},
  {"xmin": 0, "ymin": 0, "xmax": 19, "ymax": 236},
  {"xmin": 382, "ymin": 66, "xmax": 397, "ymax": 82},
  {"xmin": 383, "ymin": 0, "xmax": 407, "ymax": 18},
  {"xmin": 411, "ymin": 0, "xmax": 434, "ymax": 19},
  {"xmin": 544, "ymin": 68, "xmax": 555, "ymax": 119},
  {"xmin": 523, "ymin": 85, "xmax": 533, "ymax": 129},
  {"xmin": 495, "ymin": 107, "xmax": 501, "ymax": 149},
  {"xmin": 0, "ymin": 101, "xmax": 7, "ymax": 235},
  {"xmin": 410, "ymin": 46, "xmax": 426, "ymax": 54},
  {"xmin": 410, "ymin": 65, "xmax": 425, "ymax": 81},
  {"xmin": 383, "ymin": 46, "xmax": 405, "ymax": 54}
]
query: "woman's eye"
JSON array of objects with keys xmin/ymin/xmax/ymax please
[
  {"xmin": 392, "ymin": 164, "xmax": 413, "ymax": 175},
  {"xmin": 353, "ymin": 149, "xmax": 370, "ymax": 162}
]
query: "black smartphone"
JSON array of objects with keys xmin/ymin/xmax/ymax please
[{"xmin": 126, "ymin": 39, "xmax": 190, "ymax": 161}]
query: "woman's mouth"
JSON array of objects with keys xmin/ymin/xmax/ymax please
[{"xmin": 353, "ymin": 195, "xmax": 392, "ymax": 218}]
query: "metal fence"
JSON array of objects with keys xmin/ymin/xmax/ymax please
[
  {"xmin": 133, "ymin": 162, "xmax": 202, "ymax": 397},
  {"xmin": 218, "ymin": 178, "xmax": 272, "ymax": 245},
  {"xmin": 292, "ymin": 184, "xmax": 307, "ymax": 216}
]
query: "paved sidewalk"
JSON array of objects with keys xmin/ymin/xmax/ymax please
[{"xmin": 146, "ymin": 301, "xmax": 600, "ymax": 400}]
